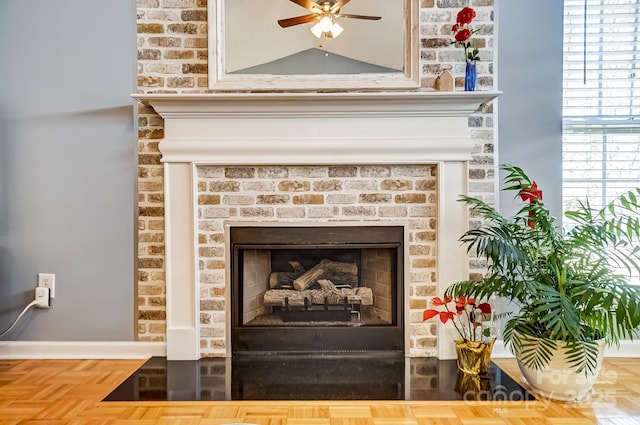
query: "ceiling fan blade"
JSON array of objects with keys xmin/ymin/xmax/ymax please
[
  {"xmin": 278, "ymin": 14, "xmax": 319, "ymax": 28},
  {"xmin": 288, "ymin": 0, "xmax": 323, "ymax": 12},
  {"xmin": 330, "ymin": 0, "xmax": 351, "ymax": 13},
  {"xmin": 334, "ymin": 13, "xmax": 382, "ymax": 21}
]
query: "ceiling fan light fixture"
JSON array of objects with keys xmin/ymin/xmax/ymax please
[
  {"xmin": 310, "ymin": 21, "xmax": 324, "ymax": 38},
  {"xmin": 329, "ymin": 21, "xmax": 343, "ymax": 38},
  {"xmin": 310, "ymin": 15, "xmax": 344, "ymax": 39}
]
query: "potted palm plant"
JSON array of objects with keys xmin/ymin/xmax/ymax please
[{"xmin": 445, "ymin": 164, "xmax": 640, "ymax": 401}]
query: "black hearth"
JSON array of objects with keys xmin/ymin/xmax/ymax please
[{"xmin": 230, "ymin": 226, "xmax": 404, "ymax": 353}]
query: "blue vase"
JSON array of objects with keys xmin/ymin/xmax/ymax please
[{"xmin": 465, "ymin": 61, "xmax": 477, "ymax": 91}]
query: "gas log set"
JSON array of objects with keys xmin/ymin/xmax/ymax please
[{"xmin": 263, "ymin": 259, "xmax": 374, "ymax": 322}]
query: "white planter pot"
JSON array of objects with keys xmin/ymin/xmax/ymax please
[{"xmin": 516, "ymin": 339, "xmax": 605, "ymax": 401}]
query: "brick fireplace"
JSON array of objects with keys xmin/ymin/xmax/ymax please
[{"xmin": 135, "ymin": 91, "xmax": 499, "ymax": 360}]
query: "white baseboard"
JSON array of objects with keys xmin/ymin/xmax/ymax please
[
  {"xmin": 1, "ymin": 339, "xmax": 636, "ymax": 360},
  {"xmin": 490, "ymin": 339, "xmax": 640, "ymax": 358},
  {"xmin": 0, "ymin": 341, "xmax": 166, "ymax": 359}
]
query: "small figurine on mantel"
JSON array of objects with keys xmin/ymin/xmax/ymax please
[{"xmin": 434, "ymin": 69, "xmax": 454, "ymax": 92}]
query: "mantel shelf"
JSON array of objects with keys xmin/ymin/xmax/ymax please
[{"xmin": 132, "ymin": 91, "xmax": 501, "ymax": 119}]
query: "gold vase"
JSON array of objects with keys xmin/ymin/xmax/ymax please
[
  {"xmin": 455, "ymin": 338, "xmax": 495, "ymax": 375},
  {"xmin": 454, "ymin": 370, "xmax": 493, "ymax": 400}
]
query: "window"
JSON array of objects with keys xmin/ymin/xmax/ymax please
[
  {"xmin": 563, "ymin": 0, "xmax": 640, "ymax": 282},
  {"xmin": 563, "ymin": 0, "xmax": 640, "ymax": 211}
]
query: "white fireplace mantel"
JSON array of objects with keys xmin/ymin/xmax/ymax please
[{"xmin": 134, "ymin": 90, "xmax": 500, "ymax": 360}]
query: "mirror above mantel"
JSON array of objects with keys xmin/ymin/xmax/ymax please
[{"xmin": 208, "ymin": 0, "xmax": 419, "ymax": 91}]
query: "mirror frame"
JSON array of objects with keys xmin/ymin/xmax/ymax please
[{"xmin": 208, "ymin": 0, "xmax": 419, "ymax": 91}]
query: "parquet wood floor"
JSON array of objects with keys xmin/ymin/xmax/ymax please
[{"xmin": 0, "ymin": 357, "xmax": 639, "ymax": 424}]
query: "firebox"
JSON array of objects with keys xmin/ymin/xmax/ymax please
[{"xmin": 230, "ymin": 225, "xmax": 405, "ymax": 353}]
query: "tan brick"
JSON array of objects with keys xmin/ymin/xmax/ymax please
[
  {"xmin": 205, "ymin": 259, "xmax": 226, "ymax": 269},
  {"xmin": 410, "ymin": 298, "xmax": 427, "ymax": 310},
  {"xmin": 242, "ymin": 181, "xmax": 275, "ymax": 191},
  {"xmin": 381, "ymin": 180, "xmax": 413, "ymax": 191},
  {"xmin": 209, "ymin": 181, "xmax": 240, "ymax": 192},
  {"xmin": 162, "ymin": 0, "xmax": 198, "ymax": 7},
  {"xmin": 138, "ymin": 310, "xmax": 166, "ymax": 320},
  {"xmin": 415, "ymin": 180, "xmax": 437, "ymax": 191},
  {"xmin": 278, "ymin": 181, "xmax": 310, "ymax": 192},
  {"xmin": 149, "ymin": 323, "xmax": 166, "ymax": 334},
  {"xmin": 200, "ymin": 299, "xmax": 225, "ymax": 311},
  {"xmin": 276, "ymin": 208, "xmax": 306, "ymax": 219},
  {"xmin": 326, "ymin": 194, "xmax": 357, "ymax": 204},
  {"xmin": 291, "ymin": 167, "xmax": 327, "ymax": 178},
  {"xmin": 257, "ymin": 194, "xmax": 289, "ymax": 204},
  {"xmin": 345, "ymin": 180, "xmax": 377, "ymax": 191},
  {"xmin": 342, "ymin": 206, "xmax": 376, "ymax": 216},
  {"xmin": 414, "ymin": 231, "xmax": 437, "ymax": 242},
  {"xmin": 139, "ymin": 258, "xmax": 163, "ymax": 268},
  {"xmin": 240, "ymin": 207, "xmax": 274, "ymax": 218},
  {"xmin": 199, "ymin": 247, "xmax": 224, "ymax": 258},
  {"xmin": 359, "ymin": 193, "xmax": 392, "ymax": 203},
  {"xmin": 307, "ymin": 207, "xmax": 337, "ymax": 218},
  {"xmin": 181, "ymin": 9, "xmax": 207, "ymax": 21},
  {"xmin": 328, "ymin": 166, "xmax": 357, "ymax": 177},
  {"xmin": 224, "ymin": 167, "xmax": 256, "ymax": 179},
  {"xmin": 412, "ymin": 258, "xmax": 436, "ymax": 268},
  {"xmin": 198, "ymin": 194, "xmax": 221, "ymax": 205},
  {"xmin": 361, "ymin": 166, "xmax": 391, "ymax": 177},
  {"xmin": 292, "ymin": 194, "xmax": 324, "ymax": 205},
  {"xmin": 148, "ymin": 245, "xmax": 165, "ymax": 255},
  {"xmin": 147, "ymin": 36, "xmax": 182, "ymax": 47},
  {"xmin": 148, "ymin": 219, "xmax": 164, "ymax": 230},
  {"xmin": 313, "ymin": 180, "xmax": 343, "ymax": 191},
  {"xmin": 139, "ymin": 284, "xmax": 164, "ymax": 296},
  {"xmin": 222, "ymin": 195, "xmax": 253, "ymax": 205},
  {"xmin": 258, "ymin": 167, "xmax": 288, "ymax": 178},
  {"xmin": 183, "ymin": 63, "xmax": 207, "ymax": 73},
  {"xmin": 164, "ymin": 50, "xmax": 195, "ymax": 60},
  {"xmin": 138, "ymin": 23, "xmax": 164, "ymax": 33},
  {"xmin": 139, "ymin": 207, "xmax": 164, "ymax": 216},
  {"xmin": 378, "ymin": 206, "xmax": 408, "ymax": 217},
  {"xmin": 198, "ymin": 167, "xmax": 222, "ymax": 178},
  {"xmin": 395, "ymin": 194, "xmax": 427, "ymax": 204},
  {"xmin": 138, "ymin": 76, "xmax": 165, "ymax": 87},
  {"xmin": 167, "ymin": 77, "xmax": 194, "ymax": 88},
  {"xmin": 138, "ymin": 49, "xmax": 161, "ymax": 60}
]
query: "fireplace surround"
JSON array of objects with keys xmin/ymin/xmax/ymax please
[{"xmin": 134, "ymin": 91, "xmax": 500, "ymax": 360}]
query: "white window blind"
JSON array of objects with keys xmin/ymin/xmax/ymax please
[
  {"xmin": 563, "ymin": 0, "xmax": 640, "ymax": 283},
  {"xmin": 563, "ymin": 0, "xmax": 640, "ymax": 211}
]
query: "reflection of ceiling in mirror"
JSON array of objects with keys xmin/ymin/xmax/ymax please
[
  {"xmin": 224, "ymin": 0, "xmax": 404, "ymax": 74},
  {"xmin": 230, "ymin": 48, "xmax": 400, "ymax": 75}
]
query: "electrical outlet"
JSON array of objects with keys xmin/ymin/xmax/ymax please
[
  {"xmin": 38, "ymin": 273, "xmax": 55, "ymax": 299},
  {"xmin": 34, "ymin": 287, "xmax": 50, "ymax": 308}
]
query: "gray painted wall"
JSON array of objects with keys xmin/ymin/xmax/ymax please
[
  {"xmin": 0, "ymin": 0, "xmax": 136, "ymax": 340},
  {"xmin": 496, "ymin": 0, "xmax": 564, "ymax": 220}
]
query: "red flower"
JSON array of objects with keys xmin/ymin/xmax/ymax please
[
  {"xmin": 423, "ymin": 295, "xmax": 493, "ymax": 342},
  {"xmin": 451, "ymin": 7, "xmax": 480, "ymax": 62},
  {"xmin": 432, "ymin": 296, "xmax": 451, "ymax": 306},
  {"xmin": 456, "ymin": 7, "xmax": 476, "ymax": 25},
  {"xmin": 454, "ymin": 28, "xmax": 472, "ymax": 42},
  {"xmin": 455, "ymin": 296, "xmax": 467, "ymax": 313},
  {"xmin": 423, "ymin": 309, "xmax": 439, "ymax": 321},
  {"xmin": 519, "ymin": 181, "xmax": 543, "ymax": 203},
  {"xmin": 478, "ymin": 303, "xmax": 492, "ymax": 314},
  {"xmin": 439, "ymin": 311, "xmax": 455, "ymax": 324}
]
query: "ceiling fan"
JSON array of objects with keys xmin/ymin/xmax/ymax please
[{"xmin": 278, "ymin": 0, "xmax": 381, "ymax": 38}]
